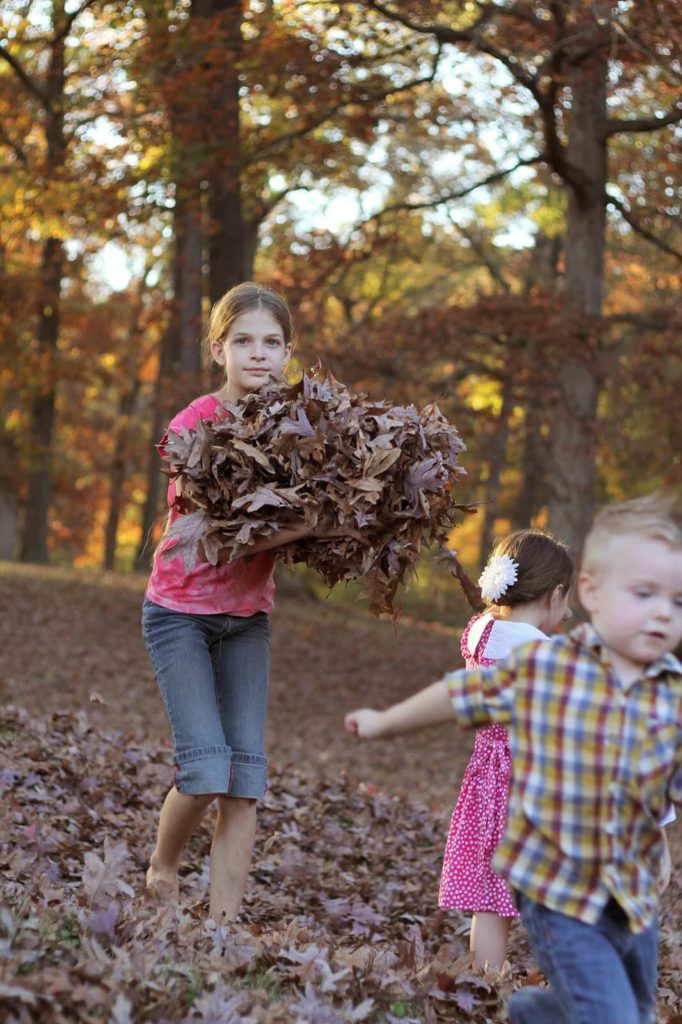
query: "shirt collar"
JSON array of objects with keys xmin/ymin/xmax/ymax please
[{"xmin": 569, "ymin": 621, "xmax": 682, "ymax": 680}]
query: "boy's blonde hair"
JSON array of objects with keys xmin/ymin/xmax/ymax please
[{"xmin": 582, "ymin": 492, "xmax": 682, "ymax": 573}]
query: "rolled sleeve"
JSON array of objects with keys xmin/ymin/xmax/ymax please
[{"xmin": 446, "ymin": 663, "xmax": 514, "ymax": 727}]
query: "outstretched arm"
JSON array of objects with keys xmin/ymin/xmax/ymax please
[{"xmin": 345, "ymin": 679, "xmax": 455, "ymax": 740}]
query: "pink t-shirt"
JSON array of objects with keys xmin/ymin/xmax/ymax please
[{"xmin": 145, "ymin": 394, "xmax": 276, "ymax": 616}]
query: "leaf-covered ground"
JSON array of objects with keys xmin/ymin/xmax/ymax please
[{"xmin": 1, "ymin": 564, "xmax": 681, "ymax": 1023}]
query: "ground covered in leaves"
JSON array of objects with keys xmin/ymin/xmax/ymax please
[{"xmin": 1, "ymin": 564, "xmax": 681, "ymax": 1023}]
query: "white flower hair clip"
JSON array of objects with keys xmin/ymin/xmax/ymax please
[{"xmin": 478, "ymin": 554, "xmax": 519, "ymax": 601}]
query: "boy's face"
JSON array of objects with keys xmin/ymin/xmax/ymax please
[{"xmin": 578, "ymin": 535, "xmax": 682, "ymax": 681}]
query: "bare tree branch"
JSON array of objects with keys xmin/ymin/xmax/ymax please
[
  {"xmin": 607, "ymin": 192, "xmax": 682, "ymax": 261},
  {"xmin": 56, "ymin": 0, "xmax": 112, "ymax": 43},
  {"xmin": 606, "ymin": 310, "xmax": 677, "ymax": 330},
  {"xmin": 449, "ymin": 212, "xmax": 511, "ymax": 295},
  {"xmin": 252, "ymin": 45, "xmax": 443, "ymax": 160},
  {"xmin": 0, "ymin": 124, "xmax": 29, "ymax": 165},
  {"xmin": 357, "ymin": 153, "xmax": 546, "ymax": 227},
  {"xmin": 603, "ymin": 101, "xmax": 682, "ymax": 137},
  {"xmin": 0, "ymin": 42, "xmax": 49, "ymax": 105},
  {"xmin": 344, "ymin": 2, "xmax": 595, "ymax": 198}
]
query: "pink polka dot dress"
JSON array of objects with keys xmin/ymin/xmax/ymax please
[{"xmin": 438, "ymin": 613, "xmax": 547, "ymax": 918}]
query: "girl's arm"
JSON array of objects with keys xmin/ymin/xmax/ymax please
[
  {"xmin": 222, "ymin": 523, "xmax": 358, "ymax": 558},
  {"xmin": 345, "ymin": 679, "xmax": 455, "ymax": 740}
]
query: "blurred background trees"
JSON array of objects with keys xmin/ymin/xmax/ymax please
[{"xmin": 1, "ymin": 0, "xmax": 680, "ymax": 620}]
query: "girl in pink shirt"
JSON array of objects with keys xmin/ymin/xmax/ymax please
[{"xmin": 143, "ymin": 282, "xmax": 335, "ymax": 921}]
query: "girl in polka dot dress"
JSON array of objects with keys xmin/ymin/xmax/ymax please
[{"xmin": 439, "ymin": 529, "xmax": 574, "ymax": 970}]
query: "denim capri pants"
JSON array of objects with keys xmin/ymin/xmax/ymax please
[{"xmin": 142, "ymin": 597, "xmax": 270, "ymax": 798}]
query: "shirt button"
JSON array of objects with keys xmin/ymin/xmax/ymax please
[{"xmin": 605, "ymin": 822, "xmax": 617, "ymax": 835}]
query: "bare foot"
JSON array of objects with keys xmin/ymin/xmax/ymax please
[
  {"xmin": 145, "ymin": 862, "xmax": 179, "ymax": 903},
  {"xmin": 208, "ymin": 904, "xmax": 239, "ymax": 924}
]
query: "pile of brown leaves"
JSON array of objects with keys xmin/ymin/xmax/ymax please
[
  {"xmin": 162, "ymin": 373, "xmax": 469, "ymax": 615},
  {"xmin": 1, "ymin": 706, "xmax": 517, "ymax": 1023}
]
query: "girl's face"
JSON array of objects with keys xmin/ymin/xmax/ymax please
[{"xmin": 211, "ymin": 308, "xmax": 291, "ymax": 402}]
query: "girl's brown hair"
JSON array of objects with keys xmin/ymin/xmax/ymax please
[
  {"xmin": 205, "ymin": 281, "xmax": 293, "ymax": 358},
  {"xmin": 486, "ymin": 528, "xmax": 574, "ymax": 607}
]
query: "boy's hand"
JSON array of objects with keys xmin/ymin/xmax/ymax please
[
  {"xmin": 658, "ymin": 831, "xmax": 672, "ymax": 895},
  {"xmin": 344, "ymin": 708, "xmax": 388, "ymax": 739}
]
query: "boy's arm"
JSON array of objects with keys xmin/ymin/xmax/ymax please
[
  {"xmin": 345, "ymin": 662, "xmax": 515, "ymax": 740},
  {"xmin": 345, "ymin": 679, "xmax": 455, "ymax": 739},
  {"xmin": 446, "ymin": 662, "xmax": 515, "ymax": 729}
]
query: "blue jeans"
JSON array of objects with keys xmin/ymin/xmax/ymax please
[
  {"xmin": 142, "ymin": 598, "xmax": 270, "ymax": 798},
  {"xmin": 509, "ymin": 894, "xmax": 657, "ymax": 1024}
]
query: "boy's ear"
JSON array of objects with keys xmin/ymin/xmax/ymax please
[{"xmin": 577, "ymin": 571, "xmax": 598, "ymax": 613}]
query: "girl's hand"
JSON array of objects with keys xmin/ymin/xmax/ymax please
[{"xmin": 344, "ymin": 708, "xmax": 388, "ymax": 740}]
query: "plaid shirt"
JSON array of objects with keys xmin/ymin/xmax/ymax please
[{"xmin": 446, "ymin": 622, "xmax": 682, "ymax": 933}]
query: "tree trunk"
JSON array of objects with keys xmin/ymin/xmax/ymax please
[
  {"xmin": 134, "ymin": 383, "xmax": 167, "ymax": 573},
  {"xmin": 513, "ymin": 403, "xmax": 550, "ymax": 531},
  {"xmin": 207, "ymin": 0, "xmax": 246, "ymax": 303},
  {"xmin": 0, "ymin": 426, "xmax": 19, "ymax": 560},
  {"xmin": 134, "ymin": 2, "xmax": 214, "ymax": 571},
  {"xmin": 547, "ymin": 34, "xmax": 607, "ymax": 552},
  {"xmin": 19, "ymin": 7, "xmax": 66, "ymax": 564},
  {"xmin": 513, "ymin": 234, "xmax": 559, "ymax": 529},
  {"xmin": 20, "ymin": 239, "xmax": 62, "ymax": 563},
  {"xmin": 134, "ymin": 198, "xmax": 203, "ymax": 572},
  {"xmin": 103, "ymin": 380, "xmax": 141, "ymax": 571},
  {"xmin": 479, "ymin": 384, "xmax": 514, "ymax": 561}
]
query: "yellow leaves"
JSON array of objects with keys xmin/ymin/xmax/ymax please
[
  {"xmin": 532, "ymin": 201, "xmax": 566, "ymax": 237},
  {"xmin": 138, "ymin": 145, "xmax": 164, "ymax": 173},
  {"xmin": 461, "ymin": 375, "xmax": 503, "ymax": 414},
  {"xmin": 7, "ymin": 181, "xmax": 83, "ymax": 241}
]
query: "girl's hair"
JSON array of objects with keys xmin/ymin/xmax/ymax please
[
  {"xmin": 205, "ymin": 281, "xmax": 293, "ymax": 359},
  {"xmin": 582, "ymin": 491, "xmax": 682, "ymax": 574},
  {"xmin": 485, "ymin": 528, "xmax": 574, "ymax": 607}
]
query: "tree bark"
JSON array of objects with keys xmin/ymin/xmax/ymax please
[
  {"xmin": 134, "ymin": 197, "xmax": 203, "ymax": 572},
  {"xmin": 513, "ymin": 233, "xmax": 559, "ymax": 529},
  {"xmin": 19, "ymin": 7, "xmax": 66, "ymax": 563},
  {"xmin": 103, "ymin": 375, "xmax": 142, "ymax": 571},
  {"xmin": 479, "ymin": 383, "xmax": 514, "ymax": 561},
  {"xmin": 547, "ymin": 31, "xmax": 607, "ymax": 551},
  {"xmin": 0, "ymin": 426, "xmax": 19, "ymax": 560},
  {"xmin": 207, "ymin": 0, "xmax": 247, "ymax": 302},
  {"xmin": 134, "ymin": 3, "xmax": 215, "ymax": 571}
]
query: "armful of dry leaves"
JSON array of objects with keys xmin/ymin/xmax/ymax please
[{"xmin": 162, "ymin": 372, "xmax": 474, "ymax": 616}]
